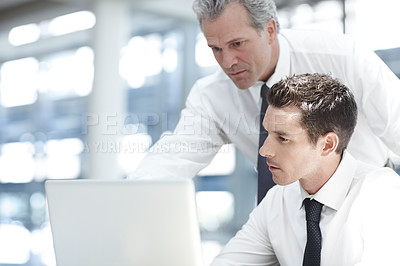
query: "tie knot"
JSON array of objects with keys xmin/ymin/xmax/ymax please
[
  {"xmin": 304, "ymin": 198, "xmax": 323, "ymax": 223},
  {"xmin": 260, "ymin": 83, "xmax": 269, "ymax": 99}
]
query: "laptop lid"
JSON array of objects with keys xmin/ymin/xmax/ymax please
[{"xmin": 45, "ymin": 178, "xmax": 203, "ymax": 266}]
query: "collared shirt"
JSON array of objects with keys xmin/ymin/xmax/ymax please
[
  {"xmin": 211, "ymin": 152, "xmax": 400, "ymax": 266},
  {"xmin": 129, "ymin": 29, "xmax": 400, "ymax": 180}
]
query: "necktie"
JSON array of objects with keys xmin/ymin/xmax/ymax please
[
  {"xmin": 257, "ymin": 83, "xmax": 275, "ymax": 204},
  {"xmin": 303, "ymin": 198, "xmax": 323, "ymax": 266}
]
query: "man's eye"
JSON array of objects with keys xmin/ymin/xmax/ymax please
[
  {"xmin": 211, "ymin": 47, "xmax": 221, "ymax": 52},
  {"xmin": 232, "ymin": 41, "xmax": 243, "ymax": 48},
  {"xmin": 279, "ymin": 137, "xmax": 288, "ymax": 142}
]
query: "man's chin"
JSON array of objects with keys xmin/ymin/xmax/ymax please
[
  {"xmin": 225, "ymin": 72, "xmax": 254, "ymax": 90},
  {"xmin": 272, "ymin": 175, "xmax": 293, "ymax": 186},
  {"xmin": 231, "ymin": 79, "xmax": 253, "ymax": 90}
]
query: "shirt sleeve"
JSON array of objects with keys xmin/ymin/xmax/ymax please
[
  {"xmin": 128, "ymin": 80, "xmax": 229, "ymax": 179},
  {"xmin": 211, "ymin": 198, "xmax": 279, "ymax": 266},
  {"xmin": 351, "ymin": 43, "xmax": 400, "ymax": 166}
]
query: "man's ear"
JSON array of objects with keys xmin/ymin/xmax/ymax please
[
  {"xmin": 264, "ymin": 19, "xmax": 277, "ymax": 44},
  {"xmin": 321, "ymin": 132, "xmax": 339, "ymax": 156}
]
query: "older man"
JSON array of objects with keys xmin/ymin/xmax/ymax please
[{"xmin": 130, "ymin": 0, "xmax": 400, "ymax": 203}]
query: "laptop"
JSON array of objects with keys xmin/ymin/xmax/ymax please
[{"xmin": 45, "ymin": 178, "xmax": 203, "ymax": 266}]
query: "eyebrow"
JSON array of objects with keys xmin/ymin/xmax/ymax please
[
  {"xmin": 265, "ymin": 128, "xmax": 291, "ymax": 137},
  {"xmin": 208, "ymin": 37, "xmax": 245, "ymax": 48},
  {"xmin": 272, "ymin": 130, "xmax": 289, "ymax": 136},
  {"xmin": 227, "ymin": 37, "xmax": 244, "ymax": 44}
]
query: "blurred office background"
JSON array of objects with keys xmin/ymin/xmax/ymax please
[{"xmin": 0, "ymin": 0, "xmax": 399, "ymax": 265}]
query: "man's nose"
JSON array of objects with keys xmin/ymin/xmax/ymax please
[
  {"xmin": 221, "ymin": 50, "xmax": 238, "ymax": 69},
  {"xmin": 259, "ymin": 136, "xmax": 274, "ymax": 158}
]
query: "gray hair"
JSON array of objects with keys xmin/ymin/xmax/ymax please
[{"xmin": 192, "ymin": 0, "xmax": 280, "ymax": 32}]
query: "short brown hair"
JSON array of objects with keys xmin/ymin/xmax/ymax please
[{"xmin": 267, "ymin": 73, "xmax": 358, "ymax": 154}]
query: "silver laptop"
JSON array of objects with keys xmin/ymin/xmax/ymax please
[{"xmin": 45, "ymin": 178, "xmax": 203, "ymax": 266}]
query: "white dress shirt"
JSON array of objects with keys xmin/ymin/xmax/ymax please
[
  {"xmin": 211, "ymin": 152, "xmax": 400, "ymax": 266},
  {"xmin": 129, "ymin": 29, "xmax": 400, "ymax": 180}
]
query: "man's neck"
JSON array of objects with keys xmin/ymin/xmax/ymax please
[
  {"xmin": 300, "ymin": 154, "xmax": 342, "ymax": 195},
  {"xmin": 261, "ymin": 34, "xmax": 280, "ymax": 83}
]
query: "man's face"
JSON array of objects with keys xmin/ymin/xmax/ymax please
[
  {"xmin": 259, "ymin": 105, "xmax": 323, "ymax": 186},
  {"xmin": 202, "ymin": 3, "xmax": 278, "ymax": 90}
]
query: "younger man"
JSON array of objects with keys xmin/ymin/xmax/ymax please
[{"xmin": 211, "ymin": 73, "xmax": 400, "ymax": 265}]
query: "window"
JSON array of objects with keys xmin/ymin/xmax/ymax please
[
  {"xmin": 38, "ymin": 47, "xmax": 94, "ymax": 99},
  {"xmin": 0, "ymin": 142, "xmax": 35, "ymax": 183},
  {"xmin": 0, "ymin": 57, "xmax": 39, "ymax": 107},
  {"xmin": 195, "ymin": 33, "xmax": 217, "ymax": 68},
  {"xmin": 44, "ymin": 138, "xmax": 84, "ymax": 180},
  {"xmin": 120, "ymin": 34, "xmax": 164, "ymax": 88},
  {"xmin": 278, "ymin": 1, "xmax": 343, "ymax": 32},
  {"xmin": 8, "ymin": 24, "xmax": 40, "ymax": 46},
  {"xmin": 351, "ymin": 0, "xmax": 400, "ymax": 50},
  {"xmin": 48, "ymin": 11, "xmax": 96, "ymax": 36},
  {"xmin": 8, "ymin": 11, "xmax": 96, "ymax": 47}
]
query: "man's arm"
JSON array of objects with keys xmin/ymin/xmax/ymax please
[
  {"xmin": 211, "ymin": 200, "xmax": 279, "ymax": 266},
  {"xmin": 352, "ymin": 45, "xmax": 400, "ymax": 167},
  {"xmin": 128, "ymin": 81, "xmax": 229, "ymax": 180}
]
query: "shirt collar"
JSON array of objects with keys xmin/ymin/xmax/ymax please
[
  {"xmin": 248, "ymin": 81, "xmax": 264, "ymax": 106},
  {"xmin": 299, "ymin": 151, "xmax": 358, "ymax": 211},
  {"xmin": 248, "ymin": 33, "xmax": 291, "ymax": 106},
  {"xmin": 267, "ymin": 33, "xmax": 291, "ymax": 87}
]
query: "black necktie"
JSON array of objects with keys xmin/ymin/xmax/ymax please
[
  {"xmin": 257, "ymin": 83, "xmax": 275, "ymax": 204},
  {"xmin": 303, "ymin": 198, "xmax": 323, "ymax": 266}
]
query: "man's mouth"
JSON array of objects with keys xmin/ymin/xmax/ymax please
[
  {"xmin": 229, "ymin": 70, "xmax": 246, "ymax": 77},
  {"xmin": 267, "ymin": 162, "xmax": 280, "ymax": 171}
]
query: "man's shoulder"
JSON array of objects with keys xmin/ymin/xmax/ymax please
[
  {"xmin": 187, "ymin": 68, "xmax": 240, "ymax": 104},
  {"xmin": 279, "ymin": 28, "xmax": 355, "ymax": 54},
  {"xmin": 351, "ymin": 165, "xmax": 400, "ymax": 213},
  {"xmin": 195, "ymin": 68, "xmax": 232, "ymax": 88},
  {"xmin": 363, "ymin": 166, "xmax": 400, "ymax": 185},
  {"xmin": 185, "ymin": 68, "xmax": 242, "ymax": 112},
  {"xmin": 280, "ymin": 28, "xmax": 352, "ymax": 41},
  {"xmin": 354, "ymin": 160, "xmax": 400, "ymax": 193}
]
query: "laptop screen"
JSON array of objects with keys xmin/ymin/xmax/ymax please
[{"xmin": 45, "ymin": 178, "xmax": 203, "ymax": 266}]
